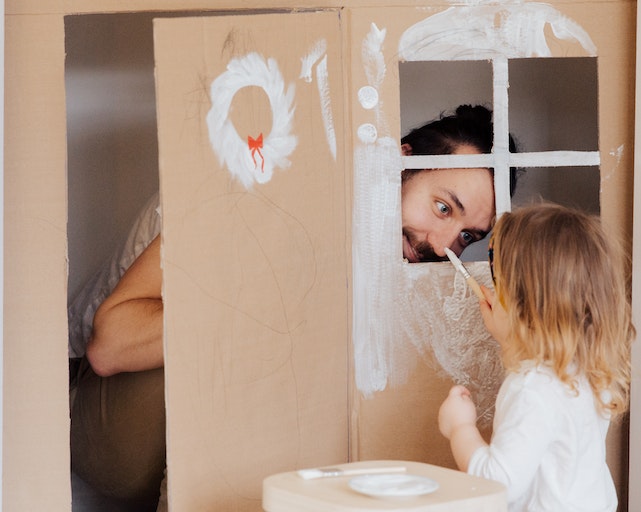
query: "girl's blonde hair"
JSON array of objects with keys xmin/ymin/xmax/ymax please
[{"xmin": 492, "ymin": 203, "xmax": 633, "ymax": 417}]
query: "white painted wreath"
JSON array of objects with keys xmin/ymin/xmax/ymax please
[{"xmin": 206, "ymin": 52, "xmax": 297, "ymax": 189}]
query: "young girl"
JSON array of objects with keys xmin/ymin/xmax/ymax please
[{"xmin": 438, "ymin": 203, "xmax": 633, "ymax": 511}]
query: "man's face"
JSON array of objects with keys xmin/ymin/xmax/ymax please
[{"xmin": 401, "ymin": 147, "xmax": 495, "ymax": 263}]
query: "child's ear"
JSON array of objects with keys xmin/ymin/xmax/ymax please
[{"xmin": 401, "ymin": 143, "xmax": 412, "ymax": 156}]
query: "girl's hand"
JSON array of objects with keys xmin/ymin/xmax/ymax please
[
  {"xmin": 479, "ymin": 285, "xmax": 510, "ymax": 348},
  {"xmin": 438, "ymin": 385, "xmax": 477, "ymax": 439},
  {"xmin": 439, "ymin": 385, "xmax": 488, "ymax": 472}
]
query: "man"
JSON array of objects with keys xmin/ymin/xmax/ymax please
[
  {"xmin": 69, "ymin": 193, "xmax": 166, "ymax": 511},
  {"xmin": 400, "ymin": 104, "xmax": 518, "ymax": 262}
]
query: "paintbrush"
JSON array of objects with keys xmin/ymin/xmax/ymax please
[
  {"xmin": 297, "ymin": 465, "xmax": 407, "ymax": 480},
  {"xmin": 444, "ymin": 247, "xmax": 485, "ymax": 301}
]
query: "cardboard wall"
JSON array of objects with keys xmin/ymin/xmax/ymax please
[
  {"xmin": 346, "ymin": 3, "xmax": 635, "ymax": 505},
  {"xmin": 5, "ymin": 1, "xmax": 637, "ymax": 511}
]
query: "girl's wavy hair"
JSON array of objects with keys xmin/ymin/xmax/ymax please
[{"xmin": 492, "ymin": 202, "xmax": 633, "ymax": 417}]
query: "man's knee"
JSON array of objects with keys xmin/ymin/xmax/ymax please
[{"xmin": 70, "ymin": 362, "xmax": 166, "ymax": 505}]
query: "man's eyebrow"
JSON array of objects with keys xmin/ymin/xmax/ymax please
[{"xmin": 445, "ymin": 189, "xmax": 465, "ymax": 213}]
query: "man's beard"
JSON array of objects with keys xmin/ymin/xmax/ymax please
[{"xmin": 402, "ymin": 229, "xmax": 448, "ymax": 263}]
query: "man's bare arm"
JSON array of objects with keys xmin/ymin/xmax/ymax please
[{"xmin": 87, "ymin": 235, "xmax": 163, "ymax": 376}]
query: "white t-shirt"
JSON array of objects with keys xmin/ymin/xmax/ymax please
[
  {"xmin": 469, "ymin": 361, "xmax": 616, "ymax": 512},
  {"xmin": 68, "ymin": 193, "xmax": 161, "ymax": 358}
]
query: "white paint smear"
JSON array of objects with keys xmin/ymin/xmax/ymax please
[
  {"xmin": 602, "ymin": 145, "xmax": 624, "ymax": 189},
  {"xmin": 358, "ymin": 85, "xmax": 379, "ymax": 110},
  {"xmin": 207, "ymin": 52, "xmax": 297, "ymax": 189},
  {"xmin": 300, "ymin": 40, "xmax": 337, "ymax": 161},
  {"xmin": 610, "ymin": 144, "xmax": 624, "ymax": 163},
  {"xmin": 315, "ymin": 55, "xmax": 337, "ymax": 161},
  {"xmin": 300, "ymin": 39, "xmax": 328, "ymax": 83},
  {"xmin": 352, "ymin": 137, "xmax": 503, "ymax": 417},
  {"xmin": 354, "ymin": 21, "xmax": 499, "ymax": 399},
  {"xmin": 353, "ymin": 2, "xmax": 597, "ymax": 420},
  {"xmin": 362, "ymin": 23, "xmax": 387, "ymax": 89},
  {"xmin": 362, "ymin": 23, "xmax": 390, "ymax": 136},
  {"xmin": 357, "ymin": 124, "xmax": 378, "ymax": 144},
  {"xmin": 398, "ymin": 3, "xmax": 596, "ymax": 61}
]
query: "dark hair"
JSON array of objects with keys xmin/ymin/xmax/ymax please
[{"xmin": 401, "ymin": 105, "xmax": 521, "ymax": 195}]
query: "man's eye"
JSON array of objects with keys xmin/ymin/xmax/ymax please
[
  {"xmin": 460, "ymin": 231, "xmax": 475, "ymax": 245},
  {"xmin": 436, "ymin": 201, "xmax": 450, "ymax": 215}
]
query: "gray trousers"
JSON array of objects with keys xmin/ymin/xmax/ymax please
[{"xmin": 70, "ymin": 358, "xmax": 166, "ymax": 512}]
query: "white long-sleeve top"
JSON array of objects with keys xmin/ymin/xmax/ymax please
[{"xmin": 468, "ymin": 361, "xmax": 616, "ymax": 512}]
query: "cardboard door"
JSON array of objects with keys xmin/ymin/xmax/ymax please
[{"xmin": 153, "ymin": 12, "xmax": 348, "ymax": 511}]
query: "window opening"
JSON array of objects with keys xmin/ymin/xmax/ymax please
[{"xmin": 399, "ymin": 56, "xmax": 600, "ymax": 262}]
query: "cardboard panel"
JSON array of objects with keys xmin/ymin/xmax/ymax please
[
  {"xmin": 153, "ymin": 12, "xmax": 348, "ymax": 510},
  {"xmin": 4, "ymin": 14, "xmax": 71, "ymax": 512}
]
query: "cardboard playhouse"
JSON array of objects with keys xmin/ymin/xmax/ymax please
[{"xmin": 5, "ymin": 0, "xmax": 640, "ymax": 510}]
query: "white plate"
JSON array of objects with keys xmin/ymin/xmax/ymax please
[{"xmin": 348, "ymin": 473, "xmax": 439, "ymax": 498}]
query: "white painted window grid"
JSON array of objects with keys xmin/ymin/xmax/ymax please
[{"xmin": 401, "ymin": 57, "xmax": 601, "ymax": 217}]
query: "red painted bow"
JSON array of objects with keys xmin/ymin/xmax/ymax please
[{"xmin": 248, "ymin": 133, "xmax": 265, "ymax": 172}]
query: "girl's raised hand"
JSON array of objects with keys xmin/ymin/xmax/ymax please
[
  {"xmin": 479, "ymin": 284, "xmax": 510, "ymax": 348},
  {"xmin": 438, "ymin": 385, "xmax": 488, "ymax": 472}
]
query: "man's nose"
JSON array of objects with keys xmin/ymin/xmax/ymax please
[{"xmin": 428, "ymin": 229, "xmax": 460, "ymax": 257}]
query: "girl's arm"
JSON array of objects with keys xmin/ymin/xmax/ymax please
[
  {"xmin": 467, "ymin": 372, "xmax": 557, "ymax": 502},
  {"xmin": 478, "ymin": 285, "xmax": 510, "ymax": 348},
  {"xmin": 438, "ymin": 385, "xmax": 488, "ymax": 471}
]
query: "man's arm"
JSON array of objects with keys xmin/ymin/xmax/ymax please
[{"xmin": 86, "ymin": 235, "xmax": 163, "ymax": 377}]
